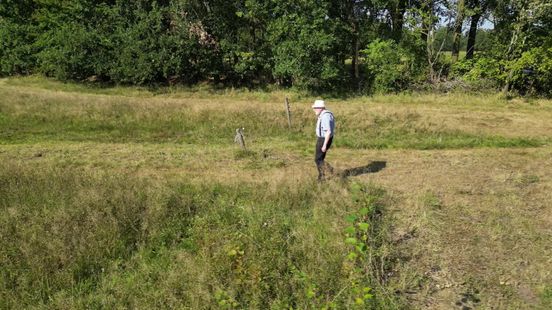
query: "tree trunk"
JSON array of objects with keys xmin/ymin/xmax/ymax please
[
  {"xmin": 391, "ymin": 0, "xmax": 406, "ymax": 42},
  {"xmin": 420, "ymin": 0, "xmax": 433, "ymax": 46},
  {"xmin": 465, "ymin": 12, "xmax": 480, "ymax": 59},
  {"xmin": 349, "ymin": 0, "xmax": 360, "ymax": 89},
  {"xmin": 502, "ymin": 28, "xmax": 522, "ymax": 95},
  {"xmin": 466, "ymin": 0, "xmax": 483, "ymax": 59},
  {"xmin": 352, "ymin": 35, "xmax": 360, "ymax": 83},
  {"xmin": 451, "ymin": 0, "xmax": 465, "ymax": 63},
  {"xmin": 427, "ymin": 28, "xmax": 436, "ymax": 82},
  {"xmin": 421, "ymin": 0, "xmax": 435, "ymax": 81}
]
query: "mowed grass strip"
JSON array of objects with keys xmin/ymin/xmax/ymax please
[{"xmin": 349, "ymin": 146, "xmax": 552, "ymax": 309}]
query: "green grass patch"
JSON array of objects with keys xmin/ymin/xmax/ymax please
[
  {"xmin": 338, "ymin": 128, "xmax": 545, "ymax": 150},
  {"xmin": 3, "ymin": 75, "xmax": 155, "ymax": 97},
  {"xmin": 337, "ymin": 112, "xmax": 546, "ymax": 149},
  {"xmin": 0, "ymin": 164, "xmax": 406, "ymax": 309},
  {"xmin": 541, "ymin": 286, "xmax": 552, "ymax": 308},
  {"xmin": 0, "ymin": 102, "xmax": 297, "ymax": 145},
  {"xmin": 2, "ymin": 75, "xmax": 299, "ymax": 102},
  {"xmin": 1, "ymin": 88, "xmax": 546, "ymax": 150}
]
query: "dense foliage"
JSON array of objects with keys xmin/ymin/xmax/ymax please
[{"xmin": 1, "ymin": 0, "xmax": 551, "ymax": 95}]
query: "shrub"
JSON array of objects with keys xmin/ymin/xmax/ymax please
[
  {"xmin": 451, "ymin": 45, "xmax": 552, "ymax": 97},
  {"xmin": 269, "ymin": 3, "xmax": 346, "ymax": 91},
  {"xmin": 451, "ymin": 54, "xmax": 506, "ymax": 83},
  {"xmin": 362, "ymin": 39, "xmax": 414, "ymax": 94},
  {"xmin": 507, "ymin": 47, "xmax": 552, "ymax": 96},
  {"xmin": 0, "ymin": 20, "xmax": 36, "ymax": 75},
  {"xmin": 35, "ymin": 23, "xmax": 100, "ymax": 81}
]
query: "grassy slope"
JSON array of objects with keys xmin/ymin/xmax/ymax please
[{"xmin": 1, "ymin": 76, "xmax": 552, "ymax": 309}]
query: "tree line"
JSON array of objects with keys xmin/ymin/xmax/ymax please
[{"xmin": 1, "ymin": 0, "xmax": 550, "ymax": 95}]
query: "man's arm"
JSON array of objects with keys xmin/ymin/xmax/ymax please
[
  {"xmin": 321, "ymin": 113, "xmax": 332, "ymax": 152},
  {"xmin": 321, "ymin": 129, "xmax": 332, "ymax": 152}
]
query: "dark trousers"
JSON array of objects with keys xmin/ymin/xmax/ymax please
[{"xmin": 315, "ymin": 136, "xmax": 333, "ymax": 180}]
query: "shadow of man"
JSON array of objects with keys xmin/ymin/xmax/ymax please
[{"xmin": 340, "ymin": 161, "xmax": 387, "ymax": 178}]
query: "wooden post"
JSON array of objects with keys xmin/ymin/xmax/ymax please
[{"xmin": 285, "ymin": 97, "xmax": 292, "ymax": 129}]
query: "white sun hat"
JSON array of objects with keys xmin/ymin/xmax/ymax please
[{"xmin": 312, "ymin": 99, "xmax": 326, "ymax": 109}]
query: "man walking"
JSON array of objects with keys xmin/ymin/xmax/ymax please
[{"xmin": 312, "ymin": 99, "xmax": 335, "ymax": 181}]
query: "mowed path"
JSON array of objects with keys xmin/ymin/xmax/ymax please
[{"xmin": 335, "ymin": 147, "xmax": 552, "ymax": 309}]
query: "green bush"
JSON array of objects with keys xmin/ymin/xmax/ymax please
[
  {"xmin": 451, "ymin": 54, "xmax": 506, "ymax": 83},
  {"xmin": 107, "ymin": 3, "xmax": 172, "ymax": 84},
  {"xmin": 0, "ymin": 20, "xmax": 35, "ymax": 75},
  {"xmin": 362, "ymin": 39, "xmax": 413, "ymax": 94},
  {"xmin": 35, "ymin": 23, "xmax": 100, "ymax": 81},
  {"xmin": 452, "ymin": 47, "xmax": 552, "ymax": 96},
  {"xmin": 269, "ymin": 1, "xmax": 346, "ymax": 91},
  {"xmin": 103, "ymin": 2, "xmax": 216, "ymax": 85},
  {"xmin": 507, "ymin": 47, "xmax": 552, "ymax": 96}
]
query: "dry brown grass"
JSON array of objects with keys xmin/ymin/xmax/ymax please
[{"xmin": 344, "ymin": 147, "xmax": 552, "ymax": 309}]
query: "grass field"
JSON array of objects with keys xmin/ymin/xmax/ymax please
[{"xmin": 1, "ymin": 76, "xmax": 552, "ymax": 309}]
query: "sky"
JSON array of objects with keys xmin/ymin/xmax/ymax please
[{"xmin": 481, "ymin": 19, "xmax": 494, "ymax": 30}]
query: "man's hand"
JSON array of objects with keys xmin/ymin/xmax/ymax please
[{"xmin": 321, "ymin": 145, "xmax": 327, "ymax": 153}]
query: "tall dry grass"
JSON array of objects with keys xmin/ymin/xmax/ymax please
[
  {"xmin": 0, "ymin": 162, "xmax": 405, "ymax": 309},
  {"xmin": 1, "ymin": 76, "xmax": 549, "ymax": 149}
]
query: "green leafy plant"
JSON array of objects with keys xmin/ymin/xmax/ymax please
[
  {"xmin": 341, "ymin": 182, "xmax": 381, "ymax": 307},
  {"xmin": 451, "ymin": 54, "xmax": 506, "ymax": 83},
  {"xmin": 343, "ymin": 209, "xmax": 374, "ymax": 307},
  {"xmin": 508, "ymin": 47, "xmax": 552, "ymax": 96},
  {"xmin": 362, "ymin": 39, "xmax": 414, "ymax": 94}
]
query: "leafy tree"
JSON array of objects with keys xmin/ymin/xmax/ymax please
[
  {"xmin": 407, "ymin": 0, "xmax": 455, "ymax": 82},
  {"xmin": 363, "ymin": 39, "xmax": 415, "ymax": 93},
  {"xmin": 0, "ymin": 0, "xmax": 550, "ymax": 94},
  {"xmin": 465, "ymin": 0, "xmax": 495, "ymax": 59},
  {"xmin": 267, "ymin": 0, "xmax": 347, "ymax": 90},
  {"xmin": 0, "ymin": 0, "xmax": 38, "ymax": 75}
]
